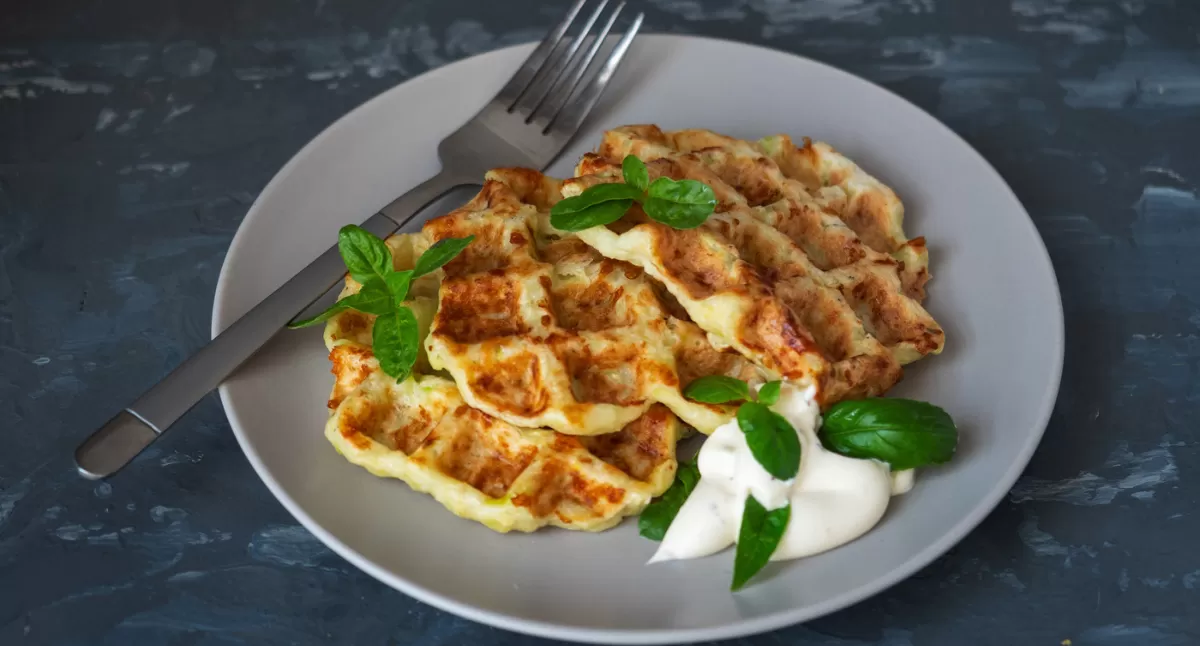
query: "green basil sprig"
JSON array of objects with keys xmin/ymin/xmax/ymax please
[
  {"xmin": 671, "ymin": 376, "xmax": 959, "ymax": 589},
  {"xmin": 550, "ymin": 155, "xmax": 717, "ymax": 232},
  {"xmin": 638, "ymin": 460, "xmax": 700, "ymax": 541},
  {"xmin": 667, "ymin": 376, "xmax": 797, "ymax": 589},
  {"xmin": 685, "ymin": 377, "xmax": 959, "ymax": 473},
  {"xmin": 289, "ymin": 225, "xmax": 474, "ymax": 383},
  {"xmin": 732, "ymin": 495, "xmax": 790, "ymax": 591},
  {"xmin": 684, "ymin": 376, "xmax": 799, "ymax": 479},
  {"xmin": 821, "ymin": 398, "xmax": 957, "ymax": 470}
]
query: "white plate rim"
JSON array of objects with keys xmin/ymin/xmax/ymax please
[{"xmin": 212, "ymin": 34, "xmax": 1065, "ymax": 644}]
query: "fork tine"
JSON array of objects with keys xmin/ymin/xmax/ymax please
[
  {"xmin": 548, "ymin": 11, "xmax": 644, "ymax": 135},
  {"xmin": 492, "ymin": 0, "xmax": 587, "ymax": 108},
  {"xmin": 517, "ymin": 0, "xmax": 610, "ymax": 118},
  {"xmin": 530, "ymin": 2, "xmax": 624, "ymax": 128}
]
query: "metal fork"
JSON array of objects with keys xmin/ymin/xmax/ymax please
[{"xmin": 74, "ymin": 0, "xmax": 644, "ymax": 479}]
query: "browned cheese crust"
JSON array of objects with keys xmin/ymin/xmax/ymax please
[
  {"xmin": 422, "ymin": 168, "xmax": 767, "ymax": 436},
  {"xmin": 567, "ymin": 125, "xmax": 944, "ymax": 405}
]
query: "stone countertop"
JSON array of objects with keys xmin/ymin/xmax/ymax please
[{"xmin": 2, "ymin": 0, "xmax": 1198, "ymax": 644}]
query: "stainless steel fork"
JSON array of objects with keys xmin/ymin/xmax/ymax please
[{"xmin": 74, "ymin": 0, "xmax": 644, "ymax": 479}]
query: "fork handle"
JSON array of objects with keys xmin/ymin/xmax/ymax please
[{"xmin": 75, "ymin": 170, "xmax": 466, "ymax": 479}]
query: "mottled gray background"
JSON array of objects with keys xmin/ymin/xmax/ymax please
[{"xmin": 2, "ymin": 0, "xmax": 1199, "ymax": 644}]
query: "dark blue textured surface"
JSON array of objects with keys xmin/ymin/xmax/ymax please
[{"xmin": 3, "ymin": 0, "xmax": 1199, "ymax": 644}]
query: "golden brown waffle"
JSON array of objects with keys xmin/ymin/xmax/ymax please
[
  {"xmin": 322, "ymin": 236, "xmax": 684, "ymax": 533},
  {"xmin": 566, "ymin": 125, "xmax": 944, "ymax": 405},
  {"xmin": 742, "ymin": 133, "xmax": 928, "ymax": 300},
  {"xmin": 422, "ymin": 168, "xmax": 767, "ymax": 436}
]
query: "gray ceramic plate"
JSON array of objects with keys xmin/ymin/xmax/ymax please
[{"xmin": 213, "ymin": 35, "xmax": 1064, "ymax": 644}]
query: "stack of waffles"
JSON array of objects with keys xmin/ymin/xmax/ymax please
[{"xmin": 321, "ymin": 127, "xmax": 943, "ymax": 533}]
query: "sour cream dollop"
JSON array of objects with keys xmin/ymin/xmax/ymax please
[{"xmin": 650, "ymin": 383, "xmax": 912, "ymax": 564}]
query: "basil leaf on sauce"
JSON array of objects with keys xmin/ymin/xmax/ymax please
[
  {"xmin": 820, "ymin": 398, "xmax": 957, "ymax": 470},
  {"xmin": 683, "ymin": 375, "xmax": 751, "ymax": 404},
  {"xmin": 757, "ymin": 381, "xmax": 782, "ymax": 406},
  {"xmin": 638, "ymin": 460, "xmax": 701, "ymax": 541},
  {"xmin": 737, "ymin": 402, "xmax": 801, "ymax": 480},
  {"xmin": 731, "ymin": 495, "xmax": 790, "ymax": 590}
]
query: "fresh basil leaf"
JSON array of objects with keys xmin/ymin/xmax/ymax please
[
  {"xmin": 559, "ymin": 182, "xmax": 645, "ymax": 212},
  {"xmin": 338, "ymin": 224, "xmax": 393, "ymax": 285},
  {"xmin": 642, "ymin": 177, "xmax": 717, "ymax": 229},
  {"xmin": 642, "ymin": 198, "xmax": 714, "ymax": 229},
  {"xmin": 413, "ymin": 236, "xmax": 475, "ymax": 278},
  {"xmin": 683, "ymin": 375, "xmax": 751, "ymax": 404},
  {"xmin": 757, "ymin": 381, "xmax": 782, "ymax": 406},
  {"xmin": 820, "ymin": 398, "xmax": 957, "ymax": 470},
  {"xmin": 344, "ymin": 279, "xmax": 396, "ymax": 316},
  {"xmin": 638, "ymin": 460, "xmax": 701, "ymax": 541},
  {"xmin": 372, "ymin": 307, "xmax": 420, "ymax": 382},
  {"xmin": 552, "ymin": 182, "xmax": 648, "ymax": 224},
  {"xmin": 550, "ymin": 198, "xmax": 634, "ymax": 232},
  {"xmin": 732, "ymin": 496, "xmax": 790, "ymax": 591},
  {"xmin": 286, "ymin": 279, "xmax": 392, "ymax": 328},
  {"xmin": 647, "ymin": 177, "xmax": 716, "ymax": 205},
  {"xmin": 622, "ymin": 155, "xmax": 649, "ymax": 191},
  {"xmin": 384, "ymin": 270, "xmax": 414, "ymax": 306},
  {"xmin": 737, "ymin": 402, "xmax": 801, "ymax": 480}
]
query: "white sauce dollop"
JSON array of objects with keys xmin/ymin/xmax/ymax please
[{"xmin": 650, "ymin": 383, "xmax": 912, "ymax": 564}]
